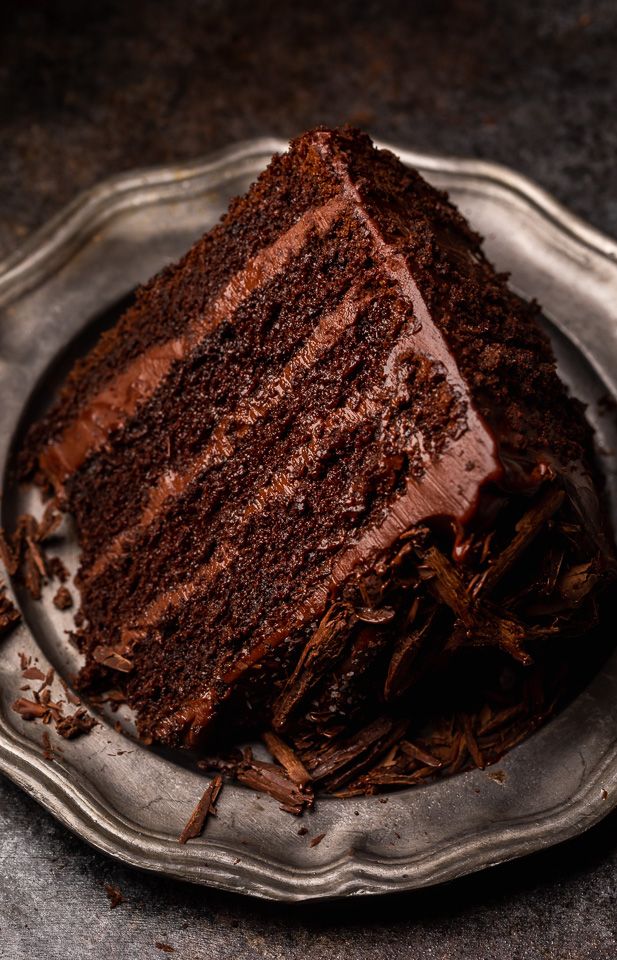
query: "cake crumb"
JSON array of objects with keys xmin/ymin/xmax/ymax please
[
  {"xmin": 56, "ymin": 708, "xmax": 97, "ymax": 739},
  {"xmin": 487, "ymin": 769, "xmax": 506, "ymax": 784},
  {"xmin": 53, "ymin": 585, "xmax": 73, "ymax": 610},
  {"xmin": 48, "ymin": 555, "xmax": 69, "ymax": 582},
  {"xmin": 104, "ymin": 883, "xmax": 123, "ymax": 909}
]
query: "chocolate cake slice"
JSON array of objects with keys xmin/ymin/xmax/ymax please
[{"xmin": 21, "ymin": 128, "xmax": 615, "ymax": 790}]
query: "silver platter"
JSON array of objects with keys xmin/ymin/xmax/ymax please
[{"xmin": 1, "ymin": 139, "xmax": 617, "ymax": 902}]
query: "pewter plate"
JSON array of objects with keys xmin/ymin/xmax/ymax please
[{"xmin": 1, "ymin": 139, "xmax": 617, "ymax": 902}]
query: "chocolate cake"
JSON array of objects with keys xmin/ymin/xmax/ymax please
[{"xmin": 19, "ymin": 128, "xmax": 615, "ymax": 795}]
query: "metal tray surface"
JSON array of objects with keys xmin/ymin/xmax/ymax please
[{"xmin": 1, "ymin": 139, "xmax": 617, "ymax": 902}]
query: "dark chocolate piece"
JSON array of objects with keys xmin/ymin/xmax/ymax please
[{"xmin": 178, "ymin": 774, "xmax": 223, "ymax": 844}]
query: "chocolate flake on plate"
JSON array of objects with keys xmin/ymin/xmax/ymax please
[
  {"xmin": 178, "ymin": 774, "xmax": 224, "ymax": 844},
  {"xmin": 104, "ymin": 883, "xmax": 124, "ymax": 909}
]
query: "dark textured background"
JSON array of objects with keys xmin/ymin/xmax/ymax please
[{"xmin": 1, "ymin": 1, "xmax": 617, "ymax": 957}]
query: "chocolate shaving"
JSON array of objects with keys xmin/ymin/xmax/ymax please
[
  {"xmin": 557, "ymin": 561, "xmax": 598, "ymax": 605},
  {"xmin": 236, "ymin": 757, "xmax": 312, "ymax": 814},
  {"xmin": 92, "ymin": 644, "xmax": 133, "ymax": 673},
  {"xmin": 38, "ymin": 689, "xmax": 64, "ymax": 722},
  {"xmin": 462, "ymin": 716, "xmax": 485, "ymax": 769},
  {"xmin": 12, "ymin": 690, "xmax": 62, "ymax": 723},
  {"xmin": 0, "ymin": 588, "xmax": 20, "ymax": 638},
  {"xmin": 60, "ymin": 678, "xmax": 81, "ymax": 706},
  {"xmin": 446, "ymin": 729, "xmax": 469, "ymax": 774},
  {"xmin": 99, "ymin": 688, "xmax": 126, "ymax": 710},
  {"xmin": 317, "ymin": 719, "xmax": 409, "ymax": 792},
  {"xmin": 155, "ymin": 945, "xmax": 175, "ymax": 954},
  {"xmin": 384, "ymin": 604, "xmax": 437, "ymax": 700},
  {"xmin": 26, "ymin": 536, "xmax": 47, "ymax": 579},
  {"xmin": 12, "ymin": 697, "xmax": 49, "ymax": 720},
  {"xmin": 339, "ymin": 764, "xmax": 436, "ymax": 794},
  {"xmin": 273, "ymin": 604, "xmax": 354, "ymax": 728},
  {"xmin": 306, "ymin": 716, "xmax": 395, "ymax": 781},
  {"xmin": 22, "ymin": 666, "xmax": 46, "ymax": 681},
  {"xmin": 262, "ymin": 730, "xmax": 312, "ymax": 787},
  {"xmin": 478, "ymin": 703, "xmax": 523, "ymax": 735},
  {"xmin": 420, "ymin": 545, "xmax": 531, "ymax": 664},
  {"xmin": 23, "ymin": 546, "xmax": 43, "ymax": 600},
  {"xmin": 474, "ymin": 486, "xmax": 566, "ymax": 597},
  {"xmin": 37, "ymin": 501, "xmax": 62, "ymax": 541},
  {"xmin": 398, "ymin": 740, "xmax": 443, "ymax": 768},
  {"xmin": 0, "ymin": 508, "xmax": 64, "ymax": 600},
  {"xmin": 309, "ymin": 833, "xmax": 326, "ymax": 847},
  {"xmin": 178, "ymin": 774, "xmax": 223, "ymax": 843}
]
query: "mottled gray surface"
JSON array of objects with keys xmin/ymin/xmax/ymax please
[
  {"xmin": 1, "ymin": 0, "xmax": 617, "ymax": 957},
  {"xmin": 2, "ymin": 773, "xmax": 617, "ymax": 960}
]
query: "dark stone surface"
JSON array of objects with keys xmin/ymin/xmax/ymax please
[{"xmin": 1, "ymin": 1, "xmax": 617, "ymax": 956}]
